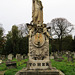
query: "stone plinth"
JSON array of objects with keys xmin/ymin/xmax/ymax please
[{"xmin": 15, "ymin": 68, "xmax": 64, "ymax": 75}]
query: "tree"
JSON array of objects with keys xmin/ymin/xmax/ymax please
[
  {"xmin": 72, "ymin": 37, "xmax": 75, "ymax": 52},
  {"xmin": 18, "ymin": 23, "xmax": 28, "ymax": 37},
  {"xmin": 11, "ymin": 25, "xmax": 19, "ymax": 55},
  {"xmin": 0, "ymin": 24, "xmax": 5, "ymax": 54},
  {"xmin": 62, "ymin": 35, "xmax": 73, "ymax": 51},
  {"xmin": 50, "ymin": 18, "xmax": 73, "ymax": 51},
  {"xmin": 5, "ymin": 31, "xmax": 13, "ymax": 55},
  {"xmin": 5, "ymin": 25, "xmax": 29, "ymax": 55}
]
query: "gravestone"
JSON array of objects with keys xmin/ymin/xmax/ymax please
[
  {"xmin": 8, "ymin": 54, "xmax": 13, "ymax": 60},
  {"xmin": 50, "ymin": 56, "xmax": 54, "ymax": 59},
  {"xmin": 74, "ymin": 53, "xmax": 75, "ymax": 59},
  {"xmin": 67, "ymin": 54, "xmax": 73, "ymax": 62},
  {"xmin": 21, "ymin": 56, "xmax": 23, "ymax": 60},
  {"xmin": 16, "ymin": 54, "xmax": 22, "ymax": 61},
  {"xmin": 1, "ymin": 55, "xmax": 5, "ymax": 60},
  {"xmin": 0, "ymin": 60, "xmax": 2, "ymax": 64},
  {"xmin": 25, "ymin": 56, "xmax": 28, "ymax": 59},
  {"xmin": 54, "ymin": 52, "xmax": 59, "ymax": 59},
  {"xmin": 16, "ymin": 0, "xmax": 64, "ymax": 75}
]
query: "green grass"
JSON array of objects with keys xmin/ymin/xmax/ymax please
[
  {"xmin": 51, "ymin": 58, "xmax": 75, "ymax": 75},
  {"xmin": 1, "ymin": 56, "xmax": 75, "ymax": 75},
  {"xmin": 4, "ymin": 58, "xmax": 28, "ymax": 75},
  {"xmin": 0, "ymin": 63, "xmax": 6, "ymax": 71},
  {"xmin": 5, "ymin": 64, "xmax": 26, "ymax": 75},
  {"xmin": 2, "ymin": 58, "xmax": 28, "ymax": 75}
]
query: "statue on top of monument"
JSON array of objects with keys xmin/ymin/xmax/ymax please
[{"xmin": 32, "ymin": 0, "xmax": 43, "ymax": 24}]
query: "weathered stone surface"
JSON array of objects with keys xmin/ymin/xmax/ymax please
[
  {"xmin": 16, "ymin": 54, "xmax": 22, "ymax": 61},
  {"xmin": 8, "ymin": 54, "xmax": 13, "ymax": 60},
  {"xmin": 1, "ymin": 55, "xmax": 5, "ymax": 60},
  {"xmin": 0, "ymin": 60, "xmax": 2, "ymax": 65},
  {"xmin": 15, "ymin": 68, "xmax": 64, "ymax": 75},
  {"xmin": 32, "ymin": 0, "xmax": 43, "ymax": 24},
  {"xmin": 28, "ymin": 36, "xmax": 50, "ymax": 70},
  {"xmin": 74, "ymin": 52, "xmax": 75, "ymax": 59},
  {"xmin": 50, "ymin": 56, "xmax": 54, "ymax": 59}
]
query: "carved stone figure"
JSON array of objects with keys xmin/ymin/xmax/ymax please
[
  {"xmin": 27, "ymin": 24, "xmax": 35, "ymax": 38},
  {"xmin": 43, "ymin": 24, "xmax": 52, "ymax": 38},
  {"xmin": 32, "ymin": 0, "xmax": 43, "ymax": 24}
]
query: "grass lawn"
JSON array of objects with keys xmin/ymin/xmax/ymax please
[
  {"xmin": 0, "ymin": 56, "xmax": 75, "ymax": 75},
  {"xmin": 51, "ymin": 56, "xmax": 75, "ymax": 75},
  {"xmin": 0, "ymin": 58, "xmax": 28, "ymax": 75}
]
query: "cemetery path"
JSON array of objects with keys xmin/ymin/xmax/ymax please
[{"xmin": 0, "ymin": 71, "xmax": 6, "ymax": 75}]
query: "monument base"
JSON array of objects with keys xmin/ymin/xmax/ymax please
[{"xmin": 15, "ymin": 68, "xmax": 64, "ymax": 75}]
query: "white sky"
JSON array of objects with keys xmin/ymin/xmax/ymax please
[{"xmin": 0, "ymin": 0, "xmax": 75, "ymax": 36}]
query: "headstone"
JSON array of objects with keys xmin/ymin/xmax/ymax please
[
  {"xmin": 1, "ymin": 55, "xmax": 5, "ymax": 60},
  {"xmin": 66, "ymin": 51, "xmax": 68, "ymax": 54},
  {"xmin": 16, "ymin": 54, "xmax": 22, "ymax": 61},
  {"xmin": 67, "ymin": 54, "xmax": 73, "ymax": 62},
  {"xmin": 0, "ymin": 60, "xmax": 2, "ymax": 64},
  {"xmin": 8, "ymin": 54, "xmax": 13, "ymax": 60},
  {"xmin": 25, "ymin": 56, "xmax": 28, "ymax": 59},
  {"xmin": 21, "ymin": 55, "xmax": 24, "ymax": 60},
  {"xmin": 54, "ymin": 53, "xmax": 59, "ymax": 59},
  {"xmin": 50, "ymin": 56, "xmax": 54, "ymax": 59},
  {"xmin": 51, "ymin": 52, "xmax": 53, "ymax": 56},
  {"xmin": 22, "ymin": 54, "xmax": 26, "ymax": 59},
  {"xmin": 74, "ymin": 53, "xmax": 75, "ymax": 59}
]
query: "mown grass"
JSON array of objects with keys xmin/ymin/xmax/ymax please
[
  {"xmin": 5, "ymin": 64, "xmax": 26, "ymax": 75},
  {"xmin": 51, "ymin": 57, "xmax": 75, "ymax": 75},
  {"xmin": 0, "ymin": 56, "xmax": 75, "ymax": 75},
  {"xmin": 0, "ymin": 58, "xmax": 28, "ymax": 75}
]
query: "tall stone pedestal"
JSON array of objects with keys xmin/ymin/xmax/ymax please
[
  {"xmin": 15, "ymin": 68, "xmax": 64, "ymax": 75},
  {"xmin": 28, "ymin": 36, "xmax": 50, "ymax": 70}
]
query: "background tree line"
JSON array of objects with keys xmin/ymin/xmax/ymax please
[
  {"xmin": 0, "ymin": 24, "xmax": 28, "ymax": 56},
  {"xmin": 0, "ymin": 18, "xmax": 75, "ymax": 56}
]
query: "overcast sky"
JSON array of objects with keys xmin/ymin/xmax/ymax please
[{"xmin": 0, "ymin": 0, "xmax": 75, "ymax": 36}]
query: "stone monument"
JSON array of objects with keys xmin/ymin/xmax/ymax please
[
  {"xmin": 16, "ymin": 0, "xmax": 64, "ymax": 75},
  {"xmin": 27, "ymin": 0, "xmax": 52, "ymax": 70}
]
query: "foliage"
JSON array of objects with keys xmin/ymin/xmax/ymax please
[
  {"xmin": 0, "ymin": 63, "xmax": 6, "ymax": 71},
  {"xmin": 0, "ymin": 25, "xmax": 5, "ymax": 54},
  {"xmin": 72, "ymin": 39, "xmax": 75, "ymax": 52},
  {"xmin": 51, "ymin": 35, "xmax": 73, "ymax": 52},
  {"xmin": 62, "ymin": 35, "xmax": 73, "ymax": 51},
  {"xmin": 4, "ymin": 25, "xmax": 29, "ymax": 56},
  {"xmin": 50, "ymin": 18, "xmax": 73, "ymax": 51}
]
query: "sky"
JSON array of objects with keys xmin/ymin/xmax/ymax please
[{"xmin": 0, "ymin": 0, "xmax": 75, "ymax": 37}]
